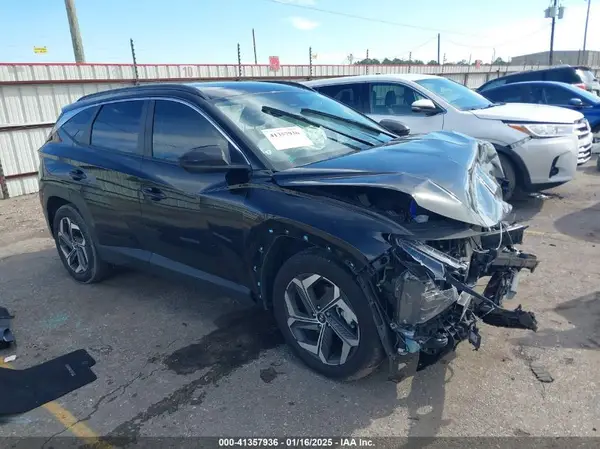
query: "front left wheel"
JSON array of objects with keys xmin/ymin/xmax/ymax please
[
  {"xmin": 272, "ymin": 250, "xmax": 384, "ymax": 380},
  {"xmin": 52, "ymin": 204, "xmax": 109, "ymax": 284}
]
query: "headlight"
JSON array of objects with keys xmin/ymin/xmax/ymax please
[{"xmin": 507, "ymin": 123, "xmax": 575, "ymax": 138}]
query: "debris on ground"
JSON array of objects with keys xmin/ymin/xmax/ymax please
[
  {"xmin": 259, "ymin": 367, "xmax": 279, "ymax": 383},
  {"xmin": 530, "ymin": 362, "xmax": 554, "ymax": 383},
  {"xmin": 3, "ymin": 355, "xmax": 16, "ymax": 363},
  {"xmin": 0, "ymin": 306, "xmax": 15, "ymax": 350}
]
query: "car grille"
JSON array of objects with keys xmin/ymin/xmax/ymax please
[{"xmin": 575, "ymin": 118, "xmax": 592, "ymax": 165}]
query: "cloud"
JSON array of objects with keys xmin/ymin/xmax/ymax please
[
  {"xmin": 288, "ymin": 16, "xmax": 320, "ymax": 30},
  {"xmin": 274, "ymin": 0, "xmax": 316, "ymax": 5}
]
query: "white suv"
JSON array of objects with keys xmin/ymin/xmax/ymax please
[{"xmin": 307, "ymin": 74, "xmax": 589, "ymax": 199}]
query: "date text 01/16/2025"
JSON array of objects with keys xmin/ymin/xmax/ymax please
[{"xmin": 218, "ymin": 438, "xmax": 374, "ymax": 447}]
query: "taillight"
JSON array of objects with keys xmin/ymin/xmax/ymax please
[{"xmin": 574, "ymin": 83, "xmax": 587, "ymax": 90}]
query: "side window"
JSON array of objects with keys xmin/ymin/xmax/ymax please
[
  {"xmin": 316, "ymin": 83, "xmax": 364, "ymax": 111},
  {"xmin": 481, "ymin": 78, "xmax": 507, "ymax": 91},
  {"xmin": 60, "ymin": 107, "xmax": 96, "ymax": 144},
  {"xmin": 152, "ymin": 100, "xmax": 241, "ymax": 163},
  {"xmin": 91, "ymin": 101, "xmax": 144, "ymax": 154},
  {"xmin": 485, "ymin": 86, "xmax": 520, "ymax": 102},
  {"xmin": 370, "ymin": 83, "xmax": 425, "ymax": 115},
  {"xmin": 542, "ymin": 85, "xmax": 577, "ymax": 105}
]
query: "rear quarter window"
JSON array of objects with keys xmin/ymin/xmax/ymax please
[
  {"xmin": 545, "ymin": 68, "xmax": 579, "ymax": 83},
  {"xmin": 59, "ymin": 107, "xmax": 97, "ymax": 144}
]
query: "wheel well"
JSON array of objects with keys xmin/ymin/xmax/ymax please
[
  {"xmin": 494, "ymin": 146, "xmax": 526, "ymax": 188},
  {"xmin": 592, "ymin": 123, "xmax": 600, "ymax": 134},
  {"xmin": 261, "ymin": 236, "xmax": 312, "ymax": 308},
  {"xmin": 46, "ymin": 196, "xmax": 71, "ymax": 236}
]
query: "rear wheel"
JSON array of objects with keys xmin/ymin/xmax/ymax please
[
  {"xmin": 272, "ymin": 250, "xmax": 384, "ymax": 380},
  {"xmin": 52, "ymin": 205, "xmax": 109, "ymax": 284}
]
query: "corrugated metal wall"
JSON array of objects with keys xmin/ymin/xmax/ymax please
[{"xmin": 0, "ymin": 62, "xmax": 598, "ymax": 199}]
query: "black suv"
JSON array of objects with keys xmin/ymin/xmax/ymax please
[
  {"xmin": 478, "ymin": 65, "xmax": 599, "ymax": 95},
  {"xmin": 39, "ymin": 81, "xmax": 539, "ymax": 380}
]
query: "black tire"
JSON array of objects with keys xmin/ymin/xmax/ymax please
[
  {"xmin": 499, "ymin": 153, "xmax": 519, "ymax": 201},
  {"xmin": 272, "ymin": 250, "xmax": 384, "ymax": 380},
  {"xmin": 52, "ymin": 204, "xmax": 109, "ymax": 284}
]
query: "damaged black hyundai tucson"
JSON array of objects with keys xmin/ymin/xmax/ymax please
[{"xmin": 39, "ymin": 81, "xmax": 539, "ymax": 380}]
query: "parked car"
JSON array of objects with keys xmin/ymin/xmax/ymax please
[
  {"xmin": 480, "ymin": 81, "xmax": 600, "ymax": 162},
  {"xmin": 39, "ymin": 81, "xmax": 539, "ymax": 381},
  {"xmin": 307, "ymin": 74, "xmax": 588, "ymax": 200},
  {"xmin": 478, "ymin": 65, "xmax": 600, "ymax": 96}
]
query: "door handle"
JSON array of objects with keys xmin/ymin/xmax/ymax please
[
  {"xmin": 141, "ymin": 186, "xmax": 166, "ymax": 201},
  {"xmin": 69, "ymin": 169, "xmax": 86, "ymax": 181}
]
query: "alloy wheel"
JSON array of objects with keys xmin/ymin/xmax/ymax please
[
  {"xmin": 284, "ymin": 273, "xmax": 360, "ymax": 365},
  {"xmin": 57, "ymin": 217, "xmax": 89, "ymax": 274}
]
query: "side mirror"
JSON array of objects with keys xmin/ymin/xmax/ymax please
[
  {"xmin": 411, "ymin": 98, "xmax": 438, "ymax": 113},
  {"xmin": 179, "ymin": 146, "xmax": 250, "ymax": 173},
  {"xmin": 379, "ymin": 119, "xmax": 410, "ymax": 136},
  {"xmin": 568, "ymin": 98, "xmax": 584, "ymax": 108}
]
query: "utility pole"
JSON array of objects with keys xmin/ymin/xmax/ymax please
[
  {"xmin": 64, "ymin": 0, "xmax": 85, "ymax": 63},
  {"xmin": 237, "ymin": 43, "xmax": 242, "ymax": 79},
  {"xmin": 252, "ymin": 29, "xmax": 257, "ymax": 64},
  {"xmin": 549, "ymin": 0, "xmax": 558, "ymax": 65},
  {"xmin": 309, "ymin": 46, "xmax": 313, "ymax": 79},
  {"xmin": 545, "ymin": 0, "xmax": 564, "ymax": 65},
  {"xmin": 583, "ymin": 0, "xmax": 591, "ymax": 56},
  {"xmin": 130, "ymin": 39, "xmax": 138, "ymax": 85},
  {"xmin": 437, "ymin": 33, "xmax": 440, "ymax": 65}
]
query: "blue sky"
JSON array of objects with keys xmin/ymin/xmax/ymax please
[{"xmin": 1, "ymin": 0, "xmax": 598, "ymax": 65}]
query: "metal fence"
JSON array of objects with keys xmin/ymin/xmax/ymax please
[{"xmin": 1, "ymin": 62, "xmax": 599, "ymax": 198}]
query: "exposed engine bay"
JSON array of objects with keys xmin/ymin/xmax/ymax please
[{"xmin": 273, "ymin": 134, "xmax": 540, "ymax": 375}]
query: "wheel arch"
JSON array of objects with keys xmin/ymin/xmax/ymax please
[
  {"xmin": 491, "ymin": 143, "xmax": 531, "ymax": 190},
  {"xmin": 256, "ymin": 221, "xmax": 383, "ymax": 310}
]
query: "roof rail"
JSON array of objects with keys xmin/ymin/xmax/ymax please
[
  {"xmin": 260, "ymin": 80, "xmax": 315, "ymax": 91},
  {"xmin": 76, "ymin": 83, "xmax": 203, "ymax": 102}
]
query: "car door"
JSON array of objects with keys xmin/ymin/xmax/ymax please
[
  {"xmin": 540, "ymin": 84, "xmax": 583, "ymax": 109},
  {"xmin": 68, "ymin": 99, "xmax": 148, "ymax": 265},
  {"xmin": 366, "ymin": 82, "xmax": 444, "ymax": 134},
  {"xmin": 138, "ymin": 98, "xmax": 252, "ymax": 295}
]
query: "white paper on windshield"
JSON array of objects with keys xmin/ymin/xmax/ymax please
[{"xmin": 261, "ymin": 126, "xmax": 314, "ymax": 150}]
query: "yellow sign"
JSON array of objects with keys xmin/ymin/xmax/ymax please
[{"xmin": 33, "ymin": 46, "xmax": 47, "ymax": 54}]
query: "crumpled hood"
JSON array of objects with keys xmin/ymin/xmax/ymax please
[
  {"xmin": 471, "ymin": 103, "xmax": 584, "ymax": 123},
  {"xmin": 272, "ymin": 131, "xmax": 512, "ymax": 227}
]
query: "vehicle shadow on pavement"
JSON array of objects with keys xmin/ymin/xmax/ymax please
[
  {"xmin": 580, "ymin": 163, "xmax": 600, "ymax": 177},
  {"xmin": 508, "ymin": 195, "xmax": 544, "ymax": 223},
  {"xmin": 554, "ymin": 202, "xmax": 600, "ymax": 243},
  {"xmin": 511, "ymin": 291, "xmax": 600, "ymax": 351},
  {"xmin": 0, "ymin": 247, "xmax": 455, "ymax": 440}
]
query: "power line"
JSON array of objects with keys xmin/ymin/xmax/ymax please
[
  {"xmin": 446, "ymin": 24, "xmax": 551, "ymax": 50},
  {"xmin": 263, "ymin": 0, "xmax": 483, "ymax": 37}
]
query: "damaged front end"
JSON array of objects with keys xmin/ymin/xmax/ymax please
[{"xmin": 371, "ymin": 223, "xmax": 539, "ymax": 377}]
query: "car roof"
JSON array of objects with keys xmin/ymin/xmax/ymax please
[
  {"xmin": 305, "ymin": 73, "xmax": 439, "ymax": 86},
  {"xmin": 66, "ymin": 80, "xmax": 311, "ymax": 113},
  {"xmin": 489, "ymin": 80, "xmax": 574, "ymax": 89}
]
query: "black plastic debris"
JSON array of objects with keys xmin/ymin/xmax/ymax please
[
  {"xmin": 0, "ymin": 349, "xmax": 97, "ymax": 415},
  {"xmin": 0, "ymin": 306, "xmax": 15, "ymax": 350},
  {"xmin": 530, "ymin": 362, "xmax": 554, "ymax": 383}
]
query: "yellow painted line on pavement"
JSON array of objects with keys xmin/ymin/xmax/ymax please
[{"xmin": 0, "ymin": 360, "xmax": 112, "ymax": 448}]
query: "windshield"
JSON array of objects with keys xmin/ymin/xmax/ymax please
[
  {"xmin": 571, "ymin": 85, "xmax": 600, "ymax": 104},
  {"xmin": 416, "ymin": 77, "xmax": 495, "ymax": 111},
  {"xmin": 211, "ymin": 89, "xmax": 394, "ymax": 171}
]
